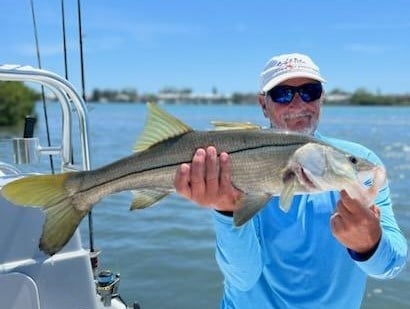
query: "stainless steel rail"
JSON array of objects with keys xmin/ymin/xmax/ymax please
[{"xmin": 0, "ymin": 64, "xmax": 91, "ymax": 172}]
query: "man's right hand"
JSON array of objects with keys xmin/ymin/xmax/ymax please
[{"xmin": 174, "ymin": 146, "xmax": 242, "ymax": 211}]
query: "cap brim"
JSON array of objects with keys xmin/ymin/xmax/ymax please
[{"xmin": 262, "ymin": 71, "xmax": 326, "ymax": 93}]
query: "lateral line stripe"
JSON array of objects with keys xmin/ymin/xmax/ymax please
[{"xmin": 79, "ymin": 142, "xmax": 304, "ymax": 193}]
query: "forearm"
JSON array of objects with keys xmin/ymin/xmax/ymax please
[
  {"xmin": 213, "ymin": 211, "xmax": 263, "ymax": 291},
  {"xmin": 349, "ymin": 228, "xmax": 407, "ymax": 279}
]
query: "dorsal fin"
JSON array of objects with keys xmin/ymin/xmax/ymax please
[
  {"xmin": 210, "ymin": 121, "xmax": 261, "ymax": 131},
  {"xmin": 134, "ymin": 102, "xmax": 193, "ymax": 152}
]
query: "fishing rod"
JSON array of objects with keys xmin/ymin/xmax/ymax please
[
  {"xmin": 61, "ymin": 0, "xmax": 75, "ymax": 170},
  {"xmin": 31, "ymin": 0, "xmax": 97, "ymax": 269},
  {"xmin": 75, "ymin": 0, "xmax": 98, "ymax": 270},
  {"xmin": 29, "ymin": 0, "xmax": 55, "ymax": 174},
  {"xmin": 77, "ymin": 0, "xmax": 87, "ymax": 103},
  {"xmin": 61, "ymin": 0, "xmax": 69, "ymax": 80}
]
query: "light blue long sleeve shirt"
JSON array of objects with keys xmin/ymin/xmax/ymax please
[{"xmin": 212, "ymin": 133, "xmax": 407, "ymax": 309}]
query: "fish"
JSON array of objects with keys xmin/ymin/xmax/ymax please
[{"xmin": 1, "ymin": 103, "xmax": 379, "ymax": 255}]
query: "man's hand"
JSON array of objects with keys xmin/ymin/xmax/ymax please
[
  {"xmin": 174, "ymin": 146, "xmax": 242, "ymax": 211},
  {"xmin": 330, "ymin": 189, "xmax": 381, "ymax": 254}
]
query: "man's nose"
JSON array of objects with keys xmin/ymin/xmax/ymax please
[{"xmin": 288, "ymin": 92, "xmax": 304, "ymax": 106}]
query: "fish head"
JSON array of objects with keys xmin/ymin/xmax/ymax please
[{"xmin": 283, "ymin": 142, "xmax": 378, "ymax": 192}]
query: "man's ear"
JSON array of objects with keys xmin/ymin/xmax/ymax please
[{"xmin": 258, "ymin": 94, "xmax": 269, "ymax": 118}]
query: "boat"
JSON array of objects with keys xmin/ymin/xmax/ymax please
[{"xmin": 0, "ymin": 64, "xmax": 140, "ymax": 308}]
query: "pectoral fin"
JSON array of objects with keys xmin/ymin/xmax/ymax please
[
  {"xmin": 130, "ymin": 189, "xmax": 171, "ymax": 210},
  {"xmin": 233, "ymin": 193, "xmax": 271, "ymax": 227},
  {"xmin": 280, "ymin": 171, "xmax": 297, "ymax": 212}
]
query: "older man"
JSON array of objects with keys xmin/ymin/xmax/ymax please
[{"xmin": 175, "ymin": 53, "xmax": 407, "ymax": 308}]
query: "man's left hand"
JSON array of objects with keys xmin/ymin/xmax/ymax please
[{"xmin": 330, "ymin": 189, "xmax": 381, "ymax": 254}]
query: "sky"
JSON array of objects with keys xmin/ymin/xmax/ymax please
[{"xmin": 1, "ymin": 0, "xmax": 409, "ymax": 96}]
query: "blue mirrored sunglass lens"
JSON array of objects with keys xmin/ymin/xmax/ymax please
[
  {"xmin": 299, "ymin": 83, "xmax": 322, "ymax": 102},
  {"xmin": 269, "ymin": 87, "xmax": 294, "ymax": 104},
  {"xmin": 277, "ymin": 90, "xmax": 294, "ymax": 103},
  {"xmin": 268, "ymin": 83, "xmax": 322, "ymax": 104},
  {"xmin": 299, "ymin": 91, "xmax": 314, "ymax": 102}
]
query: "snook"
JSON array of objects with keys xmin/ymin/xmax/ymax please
[{"xmin": 1, "ymin": 103, "xmax": 378, "ymax": 255}]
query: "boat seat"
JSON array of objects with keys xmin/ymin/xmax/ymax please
[{"xmin": 0, "ymin": 272, "xmax": 40, "ymax": 309}]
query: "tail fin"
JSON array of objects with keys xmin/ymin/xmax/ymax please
[{"xmin": 1, "ymin": 174, "xmax": 88, "ymax": 255}]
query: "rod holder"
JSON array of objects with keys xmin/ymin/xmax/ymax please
[{"xmin": 12, "ymin": 137, "xmax": 40, "ymax": 164}]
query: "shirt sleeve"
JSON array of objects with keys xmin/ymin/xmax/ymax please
[
  {"xmin": 212, "ymin": 210, "xmax": 263, "ymax": 291},
  {"xmin": 348, "ymin": 151, "xmax": 408, "ymax": 279}
]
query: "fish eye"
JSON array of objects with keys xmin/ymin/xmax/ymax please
[{"xmin": 348, "ymin": 156, "xmax": 358, "ymax": 164}]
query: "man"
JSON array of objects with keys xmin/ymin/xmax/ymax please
[{"xmin": 174, "ymin": 53, "xmax": 407, "ymax": 308}]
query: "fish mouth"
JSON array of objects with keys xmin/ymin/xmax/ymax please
[
  {"xmin": 298, "ymin": 166, "xmax": 318, "ymax": 190},
  {"xmin": 283, "ymin": 163, "xmax": 320, "ymax": 191}
]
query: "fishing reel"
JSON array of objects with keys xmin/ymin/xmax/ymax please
[{"xmin": 96, "ymin": 270, "xmax": 121, "ymax": 307}]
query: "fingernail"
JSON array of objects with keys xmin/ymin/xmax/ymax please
[
  {"xmin": 181, "ymin": 163, "xmax": 190, "ymax": 173},
  {"xmin": 220, "ymin": 152, "xmax": 228, "ymax": 162},
  {"xmin": 207, "ymin": 147, "xmax": 216, "ymax": 156}
]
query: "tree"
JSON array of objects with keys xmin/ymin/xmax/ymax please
[
  {"xmin": 350, "ymin": 88, "xmax": 375, "ymax": 105},
  {"xmin": 329, "ymin": 88, "xmax": 350, "ymax": 95},
  {"xmin": 0, "ymin": 81, "xmax": 37, "ymax": 126}
]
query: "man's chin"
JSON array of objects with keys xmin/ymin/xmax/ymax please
[{"xmin": 284, "ymin": 121, "xmax": 316, "ymax": 135}]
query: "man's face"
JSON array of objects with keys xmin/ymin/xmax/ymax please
[{"xmin": 258, "ymin": 77, "xmax": 323, "ymax": 135}]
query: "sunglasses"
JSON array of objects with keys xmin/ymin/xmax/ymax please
[{"xmin": 266, "ymin": 82, "xmax": 323, "ymax": 104}]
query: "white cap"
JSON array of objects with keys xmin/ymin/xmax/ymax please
[{"xmin": 259, "ymin": 53, "xmax": 326, "ymax": 93}]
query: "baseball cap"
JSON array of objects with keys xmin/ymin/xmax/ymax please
[{"xmin": 260, "ymin": 53, "xmax": 326, "ymax": 93}]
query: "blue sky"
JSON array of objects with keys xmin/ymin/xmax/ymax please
[{"xmin": 1, "ymin": 0, "xmax": 409, "ymax": 95}]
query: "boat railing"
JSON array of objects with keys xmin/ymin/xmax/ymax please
[
  {"xmin": 0, "ymin": 65, "xmax": 136, "ymax": 308},
  {"xmin": 0, "ymin": 64, "xmax": 91, "ymax": 172}
]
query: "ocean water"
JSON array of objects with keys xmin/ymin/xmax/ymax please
[{"xmin": 1, "ymin": 102, "xmax": 409, "ymax": 308}]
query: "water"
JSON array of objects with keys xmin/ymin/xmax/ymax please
[{"xmin": 1, "ymin": 102, "xmax": 409, "ymax": 308}]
